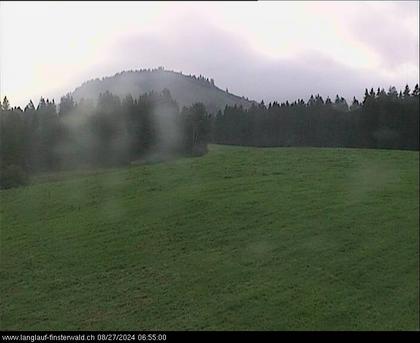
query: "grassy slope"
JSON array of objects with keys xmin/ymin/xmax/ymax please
[{"xmin": 0, "ymin": 145, "xmax": 418, "ymax": 330}]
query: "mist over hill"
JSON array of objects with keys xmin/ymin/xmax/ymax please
[{"xmin": 72, "ymin": 68, "xmax": 255, "ymax": 114}]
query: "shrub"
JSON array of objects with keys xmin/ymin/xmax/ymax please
[
  {"xmin": 192, "ymin": 143, "xmax": 208, "ymax": 157},
  {"xmin": 0, "ymin": 165, "xmax": 29, "ymax": 189}
]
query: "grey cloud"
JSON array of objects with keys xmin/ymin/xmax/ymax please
[
  {"xmin": 344, "ymin": 2, "xmax": 419, "ymax": 68},
  {"xmin": 105, "ymin": 20, "xmax": 404, "ymax": 104}
]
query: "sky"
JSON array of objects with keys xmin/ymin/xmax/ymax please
[{"xmin": 1, "ymin": 1, "xmax": 419, "ymax": 107}]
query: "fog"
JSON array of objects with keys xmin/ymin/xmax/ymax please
[
  {"xmin": 111, "ymin": 24, "xmax": 390, "ymax": 104},
  {"xmin": 151, "ymin": 99, "xmax": 183, "ymax": 157},
  {"xmin": 1, "ymin": 1, "xmax": 418, "ymax": 107}
]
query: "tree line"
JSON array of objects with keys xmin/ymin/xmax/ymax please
[
  {"xmin": 0, "ymin": 89, "xmax": 210, "ymax": 188},
  {"xmin": 211, "ymin": 84, "xmax": 419, "ymax": 150},
  {"xmin": 1, "ymin": 83, "xmax": 418, "ymax": 189}
]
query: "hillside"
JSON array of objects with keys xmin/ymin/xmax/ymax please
[
  {"xmin": 1, "ymin": 145, "xmax": 418, "ymax": 330},
  {"xmin": 72, "ymin": 68, "xmax": 254, "ymax": 114}
]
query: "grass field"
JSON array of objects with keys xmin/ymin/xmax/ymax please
[{"xmin": 0, "ymin": 145, "xmax": 418, "ymax": 330}]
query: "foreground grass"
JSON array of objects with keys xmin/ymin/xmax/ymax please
[{"xmin": 0, "ymin": 145, "xmax": 418, "ymax": 330}]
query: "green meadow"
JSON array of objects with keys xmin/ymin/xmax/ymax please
[{"xmin": 1, "ymin": 145, "xmax": 418, "ymax": 330}]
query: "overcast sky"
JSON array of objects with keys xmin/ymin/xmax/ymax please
[{"xmin": 1, "ymin": 1, "xmax": 419, "ymax": 107}]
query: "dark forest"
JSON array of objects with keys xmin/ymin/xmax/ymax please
[{"xmin": 1, "ymin": 83, "xmax": 418, "ymax": 189}]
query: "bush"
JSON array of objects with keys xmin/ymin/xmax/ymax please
[
  {"xmin": 0, "ymin": 165, "xmax": 29, "ymax": 189},
  {"xmin": 191, "ymin": 143, "xmax": 208, "ymax": 157}
]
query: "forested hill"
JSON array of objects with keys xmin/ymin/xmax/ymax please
[{"xmin": 72, "ymin": 68, "xmax": 254, "ymax": 114}]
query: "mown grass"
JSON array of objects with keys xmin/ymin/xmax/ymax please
[{"xmin": 0, "ymin": 145, "xmax": 418, "ymax": 330}]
